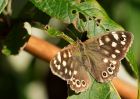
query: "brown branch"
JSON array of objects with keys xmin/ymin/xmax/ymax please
[
  {"xmin": 24, "ymin": 35, "xmax": 60, "ymax": 61},
  {"xmin": 24, "ymin": 36, "xmax": 137, "ymax": 99},
  {"xmin": 112, "ymin": 78, "xmax": 137, "ymax": 99}
]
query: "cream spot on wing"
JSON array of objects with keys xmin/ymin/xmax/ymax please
[
  {"xmin": 57, "ymin": 65, "xmax": 61, "ymax": 70},
  {"xmin": 112, "ymin": 42, "xmax": 117, "ymax": 47},
  {"xmin": 73, "ymin": 70, "xmax": 77, "ymax": 75},
  {"xmin": 68, "ymin": 51, "xmax": 72, "ymax": 57},
  {"xmin": 99, "ymin": 38, "xmax": 104, "ymax": 45},
  {"xmin": 121, "ymin": 41, "xmax": 126, "ymax": 45},
  {"xmin": 111, "ymin": 60, "xmax": 117, "ymax": 64},
  {"xmin": 115, "ymin": 49, "xmax": 120, "ymax": 53},
  {"xmin": 111, "ymin": 54, "xmax": 116, "ymax": 58},
  {"xmin": 62, "ymin": 60, "xmax": 66, "ymax": 67},
  {"xmin": 122, "ymin": 34, "xmax": 126, "ymax": 38},
  {"xmin": 53, "ymin": 59, "xmax": 57, "ymax": 64},
  {"xmin": 112, "ymin": 32, "xmax": 119, "ymax": 40},
  {"xmin": 123, "ymin": 38, "xmax": 126, "ymax": 41},
  {"xmin": 104, "ymin": 50, "xmax": 109, "ymax": 55},
  {"xmin": 63, "ymin": 52, "xmax": 67, "ymax": 58},
  {"xmin": 69, "ymin": 70, "xmax": 72, "ymax": 76},
  {"xmin": 103, "ymin": 58, "xmax": 108, "ymax": 63},
  {"xmin": 105, "ymin": 36, "xmax": 110, "ymax": 42},
  {"xmin": 64, "ymin": 68, "xmax": 68, "ymax": 74},
  {"xmin": 57, "ymin": 52, "xmax": 61, "ymax": 62}
]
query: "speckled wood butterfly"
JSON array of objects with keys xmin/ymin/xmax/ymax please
[{"xmin": 50, "ymin": 31, "xmax": 133, "ymax": 93}]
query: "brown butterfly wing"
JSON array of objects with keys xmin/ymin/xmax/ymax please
[
  {"xmin": 84, "ymin": 31, "xmax": 133, "ymax": 82},
  {"xmin": 50, "ymin": 44, "xmax": 91, "ymax": 93}
]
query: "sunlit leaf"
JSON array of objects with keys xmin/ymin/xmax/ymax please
[{"xmin": 0, "ymin": 0, "xmax": 8, "ymax": 14}]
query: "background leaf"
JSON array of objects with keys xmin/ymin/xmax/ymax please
[
  {"xmin": 0, "ymin": 0, "xmax": 8, "ymax": 14},
  {"xmin": 73, "ymin": 1, "xmax": 124, "ymax": 37},
  {"xmin": 31, "ymin": 0, "xmax": 77, "ymax": 23}
]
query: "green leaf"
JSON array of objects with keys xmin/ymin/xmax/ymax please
[
  {"xmin": 30, "ymin": 0, "xmax": 77, "ymax": 23},
  {"xmin": 30, "ymin": 0, "xmax": 123, "ymax": 37},
  {"xmin": 126, "ymin": 48, "xmax": 138, "ymax": 77},
  {"xmin": 126, "ymin": 47, "xmax": 140, "ymax": 99},
  {"xmin": 73, "ymin": 1, "xmax": 124, "ymax": 37},
  {"xmin": 68, "ymin": 77, "xmax": 120, "ymax": 99},
  {"xmin": 0, "ymin": 0, "xmax": 8, "ymax": 14},
  {"xmin": 1, "ymin": 45, "xmax": 11, "ymax": 56}
]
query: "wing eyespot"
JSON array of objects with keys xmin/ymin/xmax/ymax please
[{"xmin": 102, "ymin": 71, "xmax": 108, "ymax": 78}]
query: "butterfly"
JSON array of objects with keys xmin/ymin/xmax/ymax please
[{"xmin": 50, "ymin": 31, "xmax": 133, "ymax": 93}]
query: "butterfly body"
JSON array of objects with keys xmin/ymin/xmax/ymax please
[{"xmin": 50, "ymin": 31, "xmax": 133, "ymax": 93}]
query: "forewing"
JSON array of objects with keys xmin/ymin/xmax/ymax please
[
  {"xmin": 84, "ymin": 31, "xmax": 133, "ymax": 82},
  {"xmin": 50, "ymin": 44, "xmax": 91, "ymax": 93}
]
